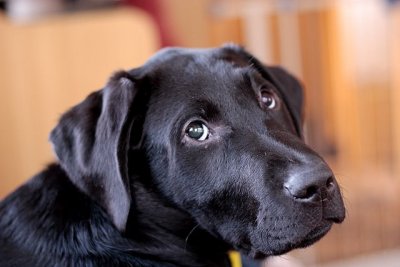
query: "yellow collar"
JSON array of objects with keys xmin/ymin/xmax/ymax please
[{"xmin": 228, "ymin": 251, "xmax": 242, "ymax": 267}]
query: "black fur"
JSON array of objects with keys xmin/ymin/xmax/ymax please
[{"xmin": 0, "ymin": 45, "xmax": 345, "ymax": 267}]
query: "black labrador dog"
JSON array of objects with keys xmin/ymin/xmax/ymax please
[{"xmin": 0, "ymin": 44, "xmax": 345, "ymax": 267}]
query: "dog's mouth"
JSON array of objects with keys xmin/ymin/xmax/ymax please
[
  {"xmin": 238, "ymin": 222, "xmax": 333, "ymax": 259},
  {"xmin": 297, "ymin": 222, "xmax": 333, "ymax": 248}
]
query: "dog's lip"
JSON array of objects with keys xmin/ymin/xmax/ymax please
[
  {"xmin": 238, "ymin": 222, "xmax": 333, "ymax": 259},
  {"xmin": 299, "ymin": 222, "xmax": 333, "ymax": 247}
]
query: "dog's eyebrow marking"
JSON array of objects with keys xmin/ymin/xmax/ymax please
[
  {"xmin": 184, "ymin": 99, "xmax": 221, "ymax": 122},
  {"xmin": 241, "ymin": 68, "xmax": 275, "ymax": 93},
  {"xmin": 240, "ymin": 68, "xmax": 254, "ymax": 85}
]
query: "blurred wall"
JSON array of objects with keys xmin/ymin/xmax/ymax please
[{"xmin": 0, "ymin": 6, "xmax": 160, "ymax": 197}]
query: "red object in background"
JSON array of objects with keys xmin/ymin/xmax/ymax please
[{"xmin": 122, "ymin": 0, "xmax": 174, "ymax": 46}]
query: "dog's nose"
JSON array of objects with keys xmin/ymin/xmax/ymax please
[{"xmin": 284, "ymin": 163, "xmax": 336, "ymax": 202}]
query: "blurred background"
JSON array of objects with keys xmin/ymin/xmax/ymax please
[{"xmin": 1, "ymin": 0, "xmax": 400, "ymax": 266}]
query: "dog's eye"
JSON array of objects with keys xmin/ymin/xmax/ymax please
[
  {"xmin": 186, "ymin": 121, "xmax": 209, "ymax": 141},
  {"xmin": 261, "ymin": 90, "xmax": 277, "ymax": 109}
]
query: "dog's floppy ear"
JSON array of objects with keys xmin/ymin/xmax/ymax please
[
  {"xmin": 266, "ymin": 66, "xmax": 304, "ymax": 137},
  {"xmin": 50, "ymin": 71, "xmax": 139, "ymax": 231}
]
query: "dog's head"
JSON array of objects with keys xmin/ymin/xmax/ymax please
[{"xmin": 50, "ymin": 44, "xmax": 345, "ymax": 258}]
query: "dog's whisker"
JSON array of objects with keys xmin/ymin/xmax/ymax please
[{"xmin": 184, "ymin": 224, "xmax": 200, "ymax": 251}]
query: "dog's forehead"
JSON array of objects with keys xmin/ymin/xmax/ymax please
[
  {"xmin": 140, "ymin": 45, "xmax": 281, "ymax": 117},
  {"xmin": 144, "ymin": 51, "xmax": 264, "ymax": 122},
  {"xmin": 143, "ymin": 45, "xmax": 260, "ymax": 99},
  {"xmin": 140, "ymin": 47, "xmax": 276, "ymax": 140},
  {"xmin": 143, "ymin": 44, "xmax": 250, "ymax": 69}
]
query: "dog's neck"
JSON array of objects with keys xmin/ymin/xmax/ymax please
[
  {"xmin": 125, "ymin": 179, "xmax": 232, "ymax": 267},
  {"xmin": 0, "ymin": 164, "xmax": 232, "ymax": 267}
]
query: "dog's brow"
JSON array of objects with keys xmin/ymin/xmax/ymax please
[
  {"xmin": 242, "ymin": 68, "xmax": 275, "ymax": 90},
  {"xmin": 241, "ymin": 68, "xmax": 253, "ymax": 86},
  {"xmin": 191, "ymin": 99, "xmax": 220, "ymax": 119},
  {"xmin": 242, "ymin": 67, "xmax": 262, "ymax": 79}
]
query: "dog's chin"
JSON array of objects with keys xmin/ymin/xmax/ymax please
[
  {"xmin": 295, "ymin": 223, "xmax": 333, "ymax": 249},
  {"xmin": 239, "ymin": 223, "xmax": 333, "ymax": 260}
]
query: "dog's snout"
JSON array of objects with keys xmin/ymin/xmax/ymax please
[{"xmin": 284, "ymin": 164, "xmax": 336, "ymax": 202}]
